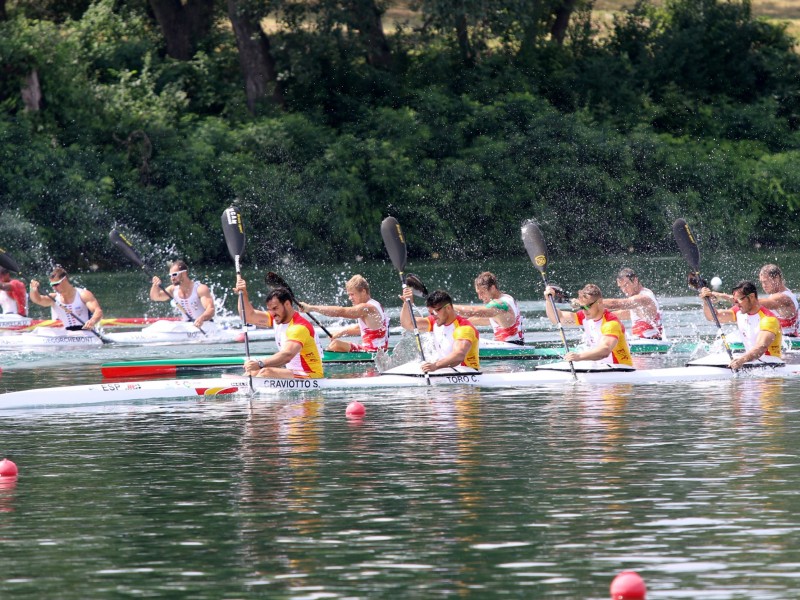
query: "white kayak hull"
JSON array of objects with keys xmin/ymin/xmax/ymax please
[
  {"xmin": 3, "ymin": 359, "xmax": 800, "ymax": 409},
  {"xmin": 0, "ymin": 321, "xmax": 273, "ymax": 349}
]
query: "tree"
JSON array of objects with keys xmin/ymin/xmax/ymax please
[
  {"xmin": 227, "ymin": 0, "xmax": 284, "ymax": 112},
  {"xmin": 148, "ymin": 0, "xmax": 215, "ymax": 60},
  {"xmin": 342, "ymin": 0, "xmax": 393, "ymax": 69}
]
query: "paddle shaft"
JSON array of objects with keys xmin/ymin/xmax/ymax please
[
  {"xmin": 541, "ymin": 273, "xmax": 578, "ymax": 379},
  {"xmin": 234, "ymin": 256, "xmax": 251, "ymax": 360},
  {"xmin": 672, "ymin": 219, "xmax": 735, "ymax": 362}
]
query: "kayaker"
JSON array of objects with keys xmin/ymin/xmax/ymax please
[
  {"xmin": 451, "ymin": 271, "xmax": 525, "ymax": 344},
  {"xmin": 0, "ymin": 267, "xmax": 28, "ymax": 317},
  {"xmin": 700, "ymin": 280, "xmax": 782, "ymax": 370},
  {"xmin": 237, "ymin": 283, "xmax": 324, "ymax": 379},
  {"xmin": 298, "ymin": 275, "xmax": 390, "ymax": 353},
  {"xmin": 544, "ymin": 283, "xmax": 633, "ymax": 366},
  {"xmin": 602, "ymin": 267, "xmax": 665, "ymax": 340},
  {"xmin": 707, "ymin": 265, "xmax": 798, "ymax": 338},
  {"xmin": 29, "ymin": 265, "xmax": 103, "ymax": 330},
  {"xmin": 400, "ymin": 287, "xmax": 480, "ymax": 373},
  {"xmin": 149, "ymin": 260, "xmax": 215, "ymax": 330}
]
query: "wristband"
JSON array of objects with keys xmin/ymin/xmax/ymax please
[{"xmin": 257, "ymin": 360, "xmax": 265, "ymax": 369}]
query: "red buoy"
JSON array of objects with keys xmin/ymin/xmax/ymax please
[
  {"xmin": 610, "ymin": 571, "xmax": 646, "ymax": 599},
  {"xmin": 0, "ymin": 458, "xmax": 18, "ymax": 478},
  {"xmin": 346, "ymin": 401, "xmax": 366, "ymax": 417}
]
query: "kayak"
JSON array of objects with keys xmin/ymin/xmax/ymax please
[
  {"xmin": 100, "ymin": 346, "xmax": 559, "ymax": 377},
  {"xmin": 103, "ymin": 320, "xmax": 273, "ymax": 345},
  {"xmin": 0, "ymin": 321, "xmax": 273, "ymax": 349},
  {"xmin": 3, "ymin": 354, "xmax": 797, "ymax": 410},
  {"xmin": 98, "ymin": 337, "xmax": 690, "ymax": 378}
]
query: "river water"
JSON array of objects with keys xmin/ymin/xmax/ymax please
[{"xmin": 2, "ymin": 255, "xmax": 800, "ymax": 598}]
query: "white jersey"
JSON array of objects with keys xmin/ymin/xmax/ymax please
[
  {"xmin": 356, "ymin": 298, "xmax": 390, "ymax": 351},
  {"xmin": 172, "ymin": 281, "xmax": 214, "ymax": 321},
  {"xmin": 488, "ymin": 293, "xmax": 525, "ymax": 343},
  {"xmin": 0, "ymin": 291, "xmax": 18, "ymax": 314},
  {"xmin": 629, "ymin": 287, "xmax": 664, "ymax": 339},
  {"xmin": 50, "ymin": 288, "xmax": 90, "ymax": 328}
]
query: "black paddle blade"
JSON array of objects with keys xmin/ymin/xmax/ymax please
[
  {"xmin": 265, "ymin": 271, "xmax": 296, "ymax": 298},
  {"xmin": 381, "ymin": 216, "xmax": 407, "ymax": 273},
  {"xmin": 404, "ymin": 273, "xmax": 428, "ymax": 298},
  {"xmin": 221, "ymin": 206, "xmax": 246, "ymax": 260},
  {"xmin": 687, "ymin": 272, "xmax": 709, "ymax": 291},
  {"xmin": 0, "ymin": 248, "xmax": 21, "ymax": 273},
  {"xmin": 672, "ymin": 218, "xmax": 700, "ymax": 272},
  {"xmin": 520, "ymin": 219, "xmax": 549, "ymax": 275},
  {"xmin": 109, "ymin": 229, "xmax": 146, "ymax": 268}
]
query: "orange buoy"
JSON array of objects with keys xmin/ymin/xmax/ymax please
[
  {"xmin": 610, "ymin": 571, "xmax": 646, "ymax": 599},
  {"xmin": 0, "ymin": 458, "xmax": 18, "ymax": 478},
  {"xmin": 346, "ymin": 401, "xmax": 366, "ymax": 417}
]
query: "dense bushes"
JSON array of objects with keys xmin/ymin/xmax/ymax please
[{"xmin": 0, "ymin": 0, "xmax": 798, "ymax": 268}]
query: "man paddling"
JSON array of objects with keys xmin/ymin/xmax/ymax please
[
  {"xmin": 451, "ymin": 271, "xmax": 525, "ymax": 344},
  {"xmin": 150, "ymin": 260, "xmax": 216, "ymax": 330},
  {"xmin": 602, "ymin": 267, "xmax": 665, "ymax": 340},
  {"xmin": 29, "ymin": 266, "xmax": 103, "ymax": 330},
  {"xmin": 400, "ymin": 287, "xmax": 480, "ymax": 372},
  {"xmin": 700, "ymin": 280, "xmax": 782, "ymax": 369},
  {"xmin": 0, "ymin": 267, "xmax": 27, "ymax": 317},
  {"xmin": 707, "ymin": 265, "xmax": 798, "ymax": 338},
  {"xmin": 235, "ymin": 279, "xmax": 324, "ymax": 379},
  {"xmin": 544, "ymin": 283, "xmax": 633, "ymax": 365},
  {"xmin": 298, "ymin": 274, "xmax": 390, "ymax": 353}
]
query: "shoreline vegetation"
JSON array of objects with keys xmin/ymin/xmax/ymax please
[{"xmin": 1, "ymin": 0, "xmax": 799, "ymax": 270}]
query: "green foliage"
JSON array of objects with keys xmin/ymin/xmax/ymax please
[{"xmin": 1, "ymin": 0, "xmax": 799, "ymax": 269}]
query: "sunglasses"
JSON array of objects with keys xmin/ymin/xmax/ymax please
[
  {"xmin": 579, "ymin": 298, "xmax": 599, "ymax": 311},
  {"xmin": 169, "ymin": 270, "xmax": 187, "ymax": 278},
  {"xmin": 429, "ymin": 303, "xmax": 451, "ymax": 316},
  {"xmin": 50, "ymin": 276, "xmax": 66, "ymax": 288}
]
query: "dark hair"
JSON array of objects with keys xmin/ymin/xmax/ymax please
[
  {"xmin": 616, "ymin": 267, "xmax": 637, "ymax": 280},
  {"xmin": 426, "ymin": 289, "xmax": 453, "ymax": 308},
  {"xmin": 732, "ymin": 280, "xmax": 758, "ymax": 298},
  {"xmin": 266, "ymin": 287, "xmax": 293, "ymax": 304}
]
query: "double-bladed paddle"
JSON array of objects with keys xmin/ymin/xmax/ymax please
[
  {"xmin": 264, "ymin": 271, "xmax": 334, "ymax": 339},
  {"xmin": 380, "ymin": 216, "xmax": 430, "ymax": 385},
  {"xmin": 109, "ymin": 229, "xmax": 206, "ymax": 335},
  {"xmin": 0, "ymin": 249, "xmax": 21, "ymax": 273},
  {"xmin": 521, "ymin": 219, "xmax": 577, "ymax": 380},
  {"xmin": 221, "ymin": 206, "xmax": 251, "ymax": 363},
  {"xmin": 672, "ymin": 218, "xmax": 735, "ymax": 362}
]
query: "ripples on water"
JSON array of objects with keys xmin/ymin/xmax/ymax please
[{"xmin": 2, "ymin": 377, "xmax": 800, "ymax": 598}]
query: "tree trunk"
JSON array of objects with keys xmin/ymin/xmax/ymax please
[
  {"xmin": 21, "ymin": 69, "xmax": 42, "ymax": 112},
  {"xmin": 148, "ymin": 0, "xmax": 215, "ymax": 61},
  {"xmin": 454, "ymin": 12, "xmax": 474, "ymax": 66},
  {"xmin": 227, "ymin": 0, "xmax": 284, "ymax": 113},
  {"xmin": 0, "ymin": 0, "xmax": 7, "ymax": 21},
  {"xmin": 346, "ymin": 0, "xmax": 392, "ymax": 69},
  {"xmin": 550, "ymin": 0, "xmax": 578, "ymax": 45}
]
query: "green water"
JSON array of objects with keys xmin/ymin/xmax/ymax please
[{"xmin": 2, "ymin": 256, "xmax": 800, "ymax": 598}]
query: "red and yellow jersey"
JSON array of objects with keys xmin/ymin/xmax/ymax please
[
  {"xmin": 277, "ymin": 313, "xmax": 324, "ymax": 378},
  {"xmin": 732, "ymin": 305, "xmax": 782, "ymax": 358},
  {"xmin": 576, "ymin": 309, "xmax": 633, "ymax": 366},
  {"xmin": 425, "ymin": 315, "xmax": 480, "ymax": 370}
]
